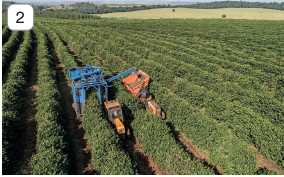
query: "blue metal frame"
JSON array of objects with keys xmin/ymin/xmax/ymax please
[
  {"xmin": 107, "ymin": 68, "xmax": 138, "ymax": 82},
  {"xmin": 69, "ymin": 64, "xmax": 137, "ymax": 116}
]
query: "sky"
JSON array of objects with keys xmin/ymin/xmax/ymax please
[{"xmin": 10, "ymin": 0, "xmax": 284, "ymax": 3}]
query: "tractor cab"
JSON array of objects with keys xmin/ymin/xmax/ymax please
[
  {"xmin": 104, "ymin": 100, "xmax": 125, "ymax": 136},
  {"xmin": 109, "ymin": 109, "xmax": 123, "ymax": 120}
]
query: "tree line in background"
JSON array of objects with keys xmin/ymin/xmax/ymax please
[
  {"xmin": 34, "ymin": 10, "xmax": 101, "ymax": 19},
  {"xmin": 2, "ymin": 1, "xmax": 14, "ymax": 12},
  {"xmin": 55, "ymin": 1, "xmax": 284, "ymax": 14},
  {"xmin": 182, "ymin": 1, "xmax": 284, "ymax": 10},
  {"xmin": 2, "ymin": 1, "xmax": 284, "ymax": 15}
]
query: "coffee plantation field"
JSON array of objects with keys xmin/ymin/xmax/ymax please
[{"xmin": 2, "ymin": 15, "xmax": 284, "ymax": 175}]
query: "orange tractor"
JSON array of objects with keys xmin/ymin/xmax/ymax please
[
  {"xmin": 123, "ymin": 69, "xmax": 165, "ymax": 119},
  {"xmin": 104, "ymin": 100, "xmax": 129, "ymax": 139}
]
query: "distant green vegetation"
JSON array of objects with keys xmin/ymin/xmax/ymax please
[
  {"xmin": 35, "ymin": 10, "xmax": 101, "ymax": 20},
  {"xmin": 2, "ymin": 1, "xmax": 15, "ymax": 12},
  {"xmin": 53, "ymin": 1, "xmax": 284, "ymax": 14},
  {"xmin": 56, "ymin": 2, "xmax": 171, "ymax": 14}
]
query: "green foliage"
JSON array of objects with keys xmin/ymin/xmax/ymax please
[
  {"xmin": 2, "ymin": 30, "xmax": 33, "ymax": 174},
  {"xmin": 83, "ymin": 93, "xmax": 137, "ymax": 175},
  {"xmin": 182, "ymin": 1, "xmax": 284, "ymax": 10},
  {"xmin": 31, "ymin": 26, "xmax": 70, "ymax": 175},
  {"xmin": 55, "ymin": 2, "xmax": 174, "ymax": 14},
  {"xmin": 148, "ymin": 82, "xmax": 258, "ymax": 174},
  {"xmin": 63, "ymin": 23, "xmax": 283, "ymax": 116},
  {"xmin": 2, "ymin": 12, "xmax": 7, "ymax": 28},
  {"xmin": 2, "ymin": 31, "xmax": 22, "ymax": 76},
  {"xmin": 222, "ymin": 14, "xmax": 226, "ymax": 18},
  {"xmin": 42, "ymin": 18, "xmax": 284, "ymax": 173},
  {"xmin": 35, "ymin": 11, "xmax": 101, "ymax": 19},
  {"xmin": 33, "ymin": 5, "xmax": 50, "ymax": 11},
  {"xmin": 256, "ymin": 168, "xmax": 280, "ymax": 175},
  {"xmin": 2, "ymin": 1, "xmax": 15, "ymax": 12},
  {"xmin": 39, "ymin": 22, "xmax": 137, "ymax": 174},
  {"xmin": 60, "ymin": 26, "xmax": 261, "ymax": 174},
  {"xmin": 52, "ymin": 25, "xmax": 216, "ymax": 174},
  {"xmin": 35, "ymin": 22, "xmax": 78, "ymax": 78},
  {"xmin": 132, "ymin": 110, "xmax": 216, "ymax": 175},
  {"xmin": 2, "ymin": 26, "xmax": 11, "ymax": 45}
]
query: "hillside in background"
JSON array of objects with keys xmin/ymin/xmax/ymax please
[
  {"xmin": 52, "ymin": 1, "xmax": 284, "ymax": 14},
  {"xmin": 1, "ymin": 1, "xmax": 51, "ymax": 12},
  {"xmin": 2, "ymin": 1, "xmax": 284, "ymax": 14}
]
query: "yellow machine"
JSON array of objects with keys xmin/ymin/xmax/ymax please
[
  {"xmin": 139, "ymin": 89, "xmax": 165, "ymax": 119},
  {"xmin": 104, "ymin": 100, "xmax": 126, "ymax": 139}
]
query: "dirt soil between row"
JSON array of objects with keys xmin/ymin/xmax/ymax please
[
  {"xmin": 15, "ymin": 32, "xmax": 38, "ymax": 175},
  {"xmin": 48, "ymin": 36, "xmax": 96, "ymax": 175},
  {"xmin": 249, "ymin": 145, "xmax": 284, "ymax": 174}
]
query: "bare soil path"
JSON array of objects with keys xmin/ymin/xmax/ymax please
[
  {"xmin": 249, "ymin": 145, "xmax": 284, "ymax": 174},
  {"xmin": 110, "ymin": 52, "xmax": 129, "ymax": 65},
  {"xmin": 15, "ymin": 31, "xmax": 38, "ymax": 175},
  {"xmin": 125, "ymin": 139, "xmax": 168, "ymax": 175},
  {"xmin": 47, "ymin": 36, "xmax": 96, "ymax": 175},
  {"xmin": 85, "ymin": 46, "xmax": 107, "ymax": 65},
  {"xmin": 165, "ymin": 121, "xmax": 222, "ymax": 175}
]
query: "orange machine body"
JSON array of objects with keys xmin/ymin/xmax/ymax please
[
  {"xmin": 123, "ymin": 69, "xmax": 150, "ymax": 97},
  {"xmin": 122, "ymin": 69, "xmax": 165, "ymax": 119}
]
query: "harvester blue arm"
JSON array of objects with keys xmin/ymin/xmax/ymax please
[{"xmin": 106, "ymin": 68, "xmax": 138, "ymax": 83}]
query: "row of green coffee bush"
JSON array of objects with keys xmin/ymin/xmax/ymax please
[
  {"xmin": 2, "ymin": 31, "xmax": 22, "ymax": 77},
  {"xmin": 2, "ymin": 26, "xmax": 11, "ymax": 45},
  {"xmin": 38, "ymin": 23, "xmax": 138, "ymax": 174},
  {"xmin": 53, "ymin": 27, "xmax": 258, "ymax": 174},
  {"xmin": 2, "ymin": 30, "xmax": 33, "ymax": 174},
  {"xmin": 59, "ymin": 25, "xmax": 284, "ymax": 129},
  {"xmin": 31, "ymin": 25, "xmax": 71, "ymax": 175},
  {"xmin": 54, "ymin": 27, "xmax": 217, "ymax": 174},
  {"xmin": 56, "ymin": 25, "xmax": 284, "ymax": 173}
]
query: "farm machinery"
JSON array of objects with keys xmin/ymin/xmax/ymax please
[
  {"xmin": 123, "ymin": 70, "xmax": 165, "ymax": 119},
  {"xmin": 69, "ymin": 64, "xmax": 165, "ymax": 138}
]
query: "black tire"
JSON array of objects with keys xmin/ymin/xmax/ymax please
[{"xmin": 121, "ymin": 134, "xmax": 126, "ymax": 141}]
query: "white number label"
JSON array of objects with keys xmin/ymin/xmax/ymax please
[{"xmin": 8, "ymin": 4, "xmax": 34, "ymax": 31}]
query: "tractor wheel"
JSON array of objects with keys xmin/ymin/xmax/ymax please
[
  {"xmin": 127, "ymin": 129, "xmax": 131, "ymax": 138},
  {"xmin": 121, "ymin": 134, "xmax": 126, "ymax": 141},
  {"xmin": 161, "ymin": 111, "xmax": 166, "ymax": 120}
]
